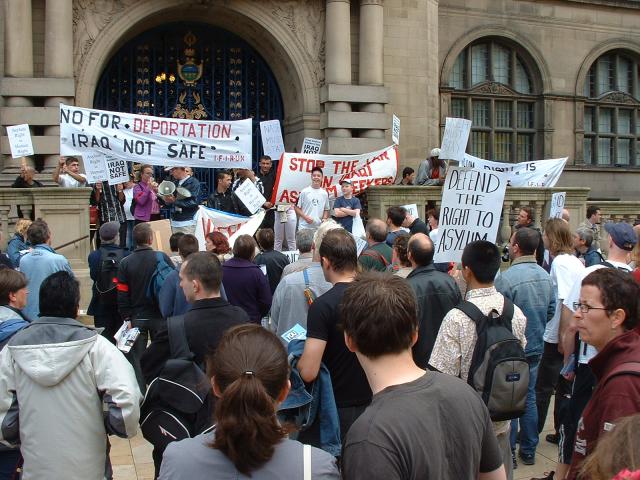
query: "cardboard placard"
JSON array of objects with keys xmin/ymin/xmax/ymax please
[
  {"xmin": 234, "ymin": 178, "xmax": 267, "ymax": 214},
  {"xmin": 549, "ymin": 192, "xmax": 566, "ymax": 219},
  {"xmin": 401, "ymin": 203, "xmax": 419, "ymax": 218},
  {"xmin": 301, "ymin": 137, "xmax": 322, "ymax": 155},
  {"xmin": 392, "ymin": 115, "xmax": 400, "ymax": 145},
  {"xmin": 148, "ymin": 219, "xmax": 173, "ymax": 255},
  {"xmin": 439, "ymin": 117, "xmax": 471, "ymax": 161},
  {"xmin": 282, "ymin": 250, "xmax": 300, "ymax": 264},
  {"xmin": 7, "ymin": 124, "xmax": 34, "ymax": 158},
  {"xmin": 83, "ymin": 151, "xmax": 109, "ymax": 184},
  {"xmin": 106, "ymin": 156, "xmax": 129, "ymax": 185},
  {"xmin": 260, "ymin": 120, "xmax": 285, "ymax": 160}
]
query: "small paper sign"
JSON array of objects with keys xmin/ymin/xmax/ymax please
[
  {"xmin": 260, "ymin": 120, "xmax": 285, "ymax": 160},
  {"xmin": 235, "ymin": 178, "xmax": 267, "ymax": 214},
  {"xmin": 401, "ymin": 203, "xmax": 418, "ymax": 218},
  {"xmin": 549, "ymin": 192, "xmax": 566, "ymax": 219},
  {"xmin": 301, "ymin": 137, "xmax": 322, "ymax": 155},
  {"xmin": 282, "ymin": 250, "xmax": 300, "ymax": 264},
  {"xmin": 83, "ymin": 151, "xmax": 109, "ymax": 184},
  {"xmin": 6, "ymin": 124, "xmax": 34, "ymax": 158},
  {"xmin": 392, "ymin": 115, "xmax": 400, "ymax": 145},
  {"xmin": 439, "ymin": 117, "xmax": 472, "ymax": 161},
  {"xmin": 281, "ymin": 323, "xmax": 307, "ymax": 343},
  {"xmin": 106, "ymin": 156, "xmax": 129, "ymax": 185}
]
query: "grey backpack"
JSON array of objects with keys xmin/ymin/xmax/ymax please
[{"xmin": 456, "ymin": 298, "xmax": 529, "ymax": 421}]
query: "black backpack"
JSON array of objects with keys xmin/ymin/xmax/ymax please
[
  {"xmin": 456, "ymin": 298, "xmax": 529, "ymax": 422},
  {"xmin": 140, "ymin": 315, "xmax": 213, "ymax": 452},
  {"xmin": 96, "ymin": 247, "xmax": 127, "ymax": 305}
]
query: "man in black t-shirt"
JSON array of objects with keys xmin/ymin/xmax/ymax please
[
  {"xmin": 341, "ymin": 272, "xmax": 506, "ymax": 480},
  {"xmin": 297, "ymin": 228, "xmax": 372, "ymax": 439}
]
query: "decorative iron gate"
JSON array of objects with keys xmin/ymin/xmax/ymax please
[{"xmin": 94, "ymin": 22, "xmax": 284, "ymax": 200}]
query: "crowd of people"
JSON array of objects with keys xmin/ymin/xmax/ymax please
[{"xmin": 0, "ymin": 152, "xmax": 639, "ymax": 480}]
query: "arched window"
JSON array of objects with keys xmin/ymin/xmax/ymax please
[
  {"xmin": 447, "ymin": 39, "xmax": 541, "ymax": 162},
  {"xmin": 582, "ymin": 50, "xmax": 640, "ymax": 166}
]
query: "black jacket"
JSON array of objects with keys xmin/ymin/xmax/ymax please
[
  {"xmin": 140, "ymin": 297, "xmax": 250, "ymax": 383},
  {"xmin": 254, "ymin": 249, "xmax": 290, "ymax": 294},
  {"xmin": 406, "ymin": 264, "xmax": 462, "ymax": 368},
  {"xmin": 116, "ymin": 246, "xmax": 174, "ymax": 321},
  {"xmin": 207, "ymin": 189, "xmax": 237, "ymax": 214},
  {"xmin": 170, "ymin": 176, "xmax": 201, "ymax": 221},
  {"xmin": 409, "ymin": 218, "xmax": 429, "ymax": 236}
]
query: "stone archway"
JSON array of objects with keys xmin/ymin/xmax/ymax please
[{"xmin": 73, "ymin": 0, "xmax": 325, "ymax": 148}]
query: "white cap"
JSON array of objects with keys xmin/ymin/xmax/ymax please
[{"xmin": 430, "ymin": 148, "xmax": 441, "ymax": 158}]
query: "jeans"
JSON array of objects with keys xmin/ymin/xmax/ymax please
[
  {"xmin": 511, "ymin": 355, "xmax": 541, "ymax": 456},
  {"xmin": 535, "ymin": 341, "xmax": 564, "ymax": 433},
  {"xmin": 274, "ymin": 208, "xmax": 297, "ymax": 252}
]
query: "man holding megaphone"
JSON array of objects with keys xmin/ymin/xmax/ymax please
[{"xmin": 159, "ymin": 166, "xmax": 201, "ymax": 235}]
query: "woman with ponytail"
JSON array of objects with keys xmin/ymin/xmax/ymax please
[{"xmin": 159, "ymin": 324, "xmax": 339, "ymax": 479}]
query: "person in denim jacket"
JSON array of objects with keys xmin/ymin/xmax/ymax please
[{"xmin": 495, "ymin": 227, "xmax": 557, "ymax": 467}]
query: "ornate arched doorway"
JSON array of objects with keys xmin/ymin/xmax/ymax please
[{"xmin": 93, "ymin": 22, "xmax": 284, "ymax": 197}]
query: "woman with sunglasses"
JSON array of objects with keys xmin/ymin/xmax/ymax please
[
  {"xmin": 566, "ymin": 268, "xmax": 640, "ymax": 480},
  {"xmin": 159, "ymin": 324, "xmax": 339, "ymax": 479}
]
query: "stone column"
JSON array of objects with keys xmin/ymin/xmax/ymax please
[
  {"xmin": 3, "ymin": 0, "xmax": 35, "ymax": 172},
  {"xmin": 43, "ymin": 0, "xmax": 75, "ymax": 172},
  {"xmin": 358, "ymin": 0, "xmax": 384, "ymax": 139},
  {"xmin": 325, "ymin": 0, "xmax": 352, "ymax": 138}
]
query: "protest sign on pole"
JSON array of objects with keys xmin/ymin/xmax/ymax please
[
  {"xmin": 106, "ymin": 156, "xmax": 129, "ymax": 185},
  {"xmin": 549, "ymin": 192, "xmax": 566, "ymax": 219},
  {"xmin": 439, "ymin": 117, "xmax": 471, "ymax": 161},
  {"xmin": 260, "ymin": 120, "xmax": 285, "ymax": 160},
  {"xmin": 459, "ymin": 154, "xmax": 567, "ymax": 188},
  {"xmin": 301, "ymin": 138, "xmax": 322, "ymax": 155},
  {"xmin": 234, "ymin": 178, "xmax": 267, "ymax": 214},
  {"xmin": 194, "ymin": 206, "xmax": 265, "ymax": 249},
  {"xmin": 272, "ymin": 145, "xmax": 398, "ymax": 203},
  {"xmin": 60, "ymin": 104, "xmax": 252, "ymax": 168},
  {"xmin": 83, "ymin": 151, "xmax": 109, "ymax": 183},
  {"xmin": 401, "ymin": 204, "xmax": 419, "ymax": 218},
  {"xmin": 433, "ymin": 166, "xmax": 507, "ymax": 264},
  {"xmin": 392, "ymin": 115, "xmax": 400, "ymax": 145},
  {"xmin": 6, "ymin": 124, "xmax": 34, "ymax": 158}
]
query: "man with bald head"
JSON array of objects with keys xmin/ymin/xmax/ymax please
[
  {"xmin": 406, "ymin": 233, "xmax": 462, "ymax": 368},
  {"xmin": 358, "ymin": 218, "xmax": 393, "ymax": 271}
]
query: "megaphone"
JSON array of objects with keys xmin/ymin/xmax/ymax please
[
  {"xmin": 157, "ymin": 180, "xmax": 176, "ymax": 197},
  {"xmin": 176, "ymin": 187, "xmax": 192, "ymax": 200}
]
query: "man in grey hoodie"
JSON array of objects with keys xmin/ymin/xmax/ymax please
[{"xmin": 0, "ymin": 271, "xmax": 140, "ymax": 480}]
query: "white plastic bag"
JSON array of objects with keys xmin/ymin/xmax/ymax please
[{"xmin": 352, "ymin": 214, "xmax": 365, "ymax": 239}]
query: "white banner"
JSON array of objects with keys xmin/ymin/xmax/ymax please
[
  {"xmin": 194, "ymin": 206, "xmax": 265, "ymax": 249},
  {"xmin": 392, "ymin": 115, "xmax": 400, "ymax": 145},
  {"xmin": 272, "ymin": 145, "xmax": 398, "ymax": 203},
  {"xmin": 549, "ymin": 192, "xmax": 566, "ymax": 219},
  {"xmin": 106, "ymin": 156, "xmax": 129, "ymax": 185},
  {"xmin": 434, "ymin": 166, "xmax": 508, "ymax": 263},
  {"xmin": 83, "ymin": 151, "xmax": 109, "ymax": 183},
  {"xmin": 6, "ymin": 124, "xmax": 34, "ymax": 158},
  {"xmin": 60, "ymin": 104, "xmax": 252, "ymax": 168},
  {"xmin": 459, "ymin": 155, "xmax": 567, "ymax": 188},
  {"xmin": 234, "ymin": 178, "xmax": 267, "ymax": 214},
  {"xmin": 301, "ymin": 137, "xmax": 322, "ymax": 155},
  {"xmin": 439, "ymin": 117, "xmax": 471, "ymax": 161},
  {"xmin": 260, "ymin": 120, "xmax": 285, "ymax": 160}
]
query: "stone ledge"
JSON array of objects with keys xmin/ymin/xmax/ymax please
[
  {"xmin": 320, "ymin": 111, "xmax": 389, "ymax": 130},
  {"xmin": 324, "ymin": 137, "xmax": 389, "ymax": 155},
  {"xmin": 320, "ymin": 84, "xmax": 389, "ymax": 104},
  {"xmin": 0, "ymin": 77, "xmax": 75, "ymax": 97},
  {"xmin": 1, "ymin": 106, "xmax": 60, "ymax": 126},
  {"xmin": 0, "ymin": 135, "xmax": 60, "ymax": 154}
]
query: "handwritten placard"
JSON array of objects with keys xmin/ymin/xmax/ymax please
[
  {"xmin": 282, "ymin": 250, "xmax": 300, "ymax": 264},
  {"xmin": 301, "ymin": 137, "xmax": 322, "ymax": 155},
  {"xmin": 260, "ymin": 120, "xmax": 285, "ymax": 160},
  {"xmin": 549, "ymin": 192, "xmax": 566, "ymax": 219},
  {"xmin": 106, "ymin": 156, "xmax": 129, "ymax": 185},
  {"xmin": 401, "ymin": 203, "xmax": 419, "ymax": 218},
  {"xmin": 83, "ymin": 151, "xmax": 109, "ymax": 183},
  {"xmin": 235, "ymin": 178, "xmax": 267, "ymax": 214},
  {"xmin": 439, "ymin": 117, "xmax": 471, "ymax": 161},
  {"xmin": 392, "ymin": 114, "xmax": 400, "ymax": 145},
  {"xmin": 433, "ymin": 166, "xmax": 507, "ymax": 263},
  {"xmin": 6, "ymin": 124, "xmax": 34, "ymax": 158}
]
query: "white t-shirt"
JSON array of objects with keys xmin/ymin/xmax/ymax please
[
  {"xmin": 543, "ymin": 253, "xmax": 585, "ymax": 344},
  {"xmin": 58, "ymin": 173, "xmax": 87, "ymax": 188},
  {"xmin": 563, "ymin": 260, "xmax": 632, "ymax": 363},
  {"xmin": 296, "ymin": 186, "xmax": 329, "ymax": 230}
]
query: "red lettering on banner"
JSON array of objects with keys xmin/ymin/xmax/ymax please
[
  {"xmin": 325, "ymin": 185, "xmax": 338, "ymax": 197},
  {"xmin": 289, "ymin": 158, "xmax": 326, "ymax": 172},
  {"xmin": 278, "ymin": 189, "xmax": 300, "ymax": 204}
]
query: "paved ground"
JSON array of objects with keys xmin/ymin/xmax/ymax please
[{"xmin": 111, "ymin": 399, "xmax": 559, "ymax": 480}]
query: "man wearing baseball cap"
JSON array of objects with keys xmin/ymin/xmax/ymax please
[
  {"xmin": 604, "ymin": 221, "xmax": 637, "ymax": 255},
  {"xmin": 416, "ymin": 147, "xmax": 447, "ymax": 186},
  {"xmin": 333, "ymin": 180, "xmax": 361, "ymax": 233}
]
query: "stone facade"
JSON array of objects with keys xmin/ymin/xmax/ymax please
[{"xmin": 0, "ymin": 0, "xmax": 639, "ymax": 199}]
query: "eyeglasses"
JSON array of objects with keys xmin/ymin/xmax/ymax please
[{"xmin": 573, "ymin": 302, "xmax": 608, "ymax": 314}]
